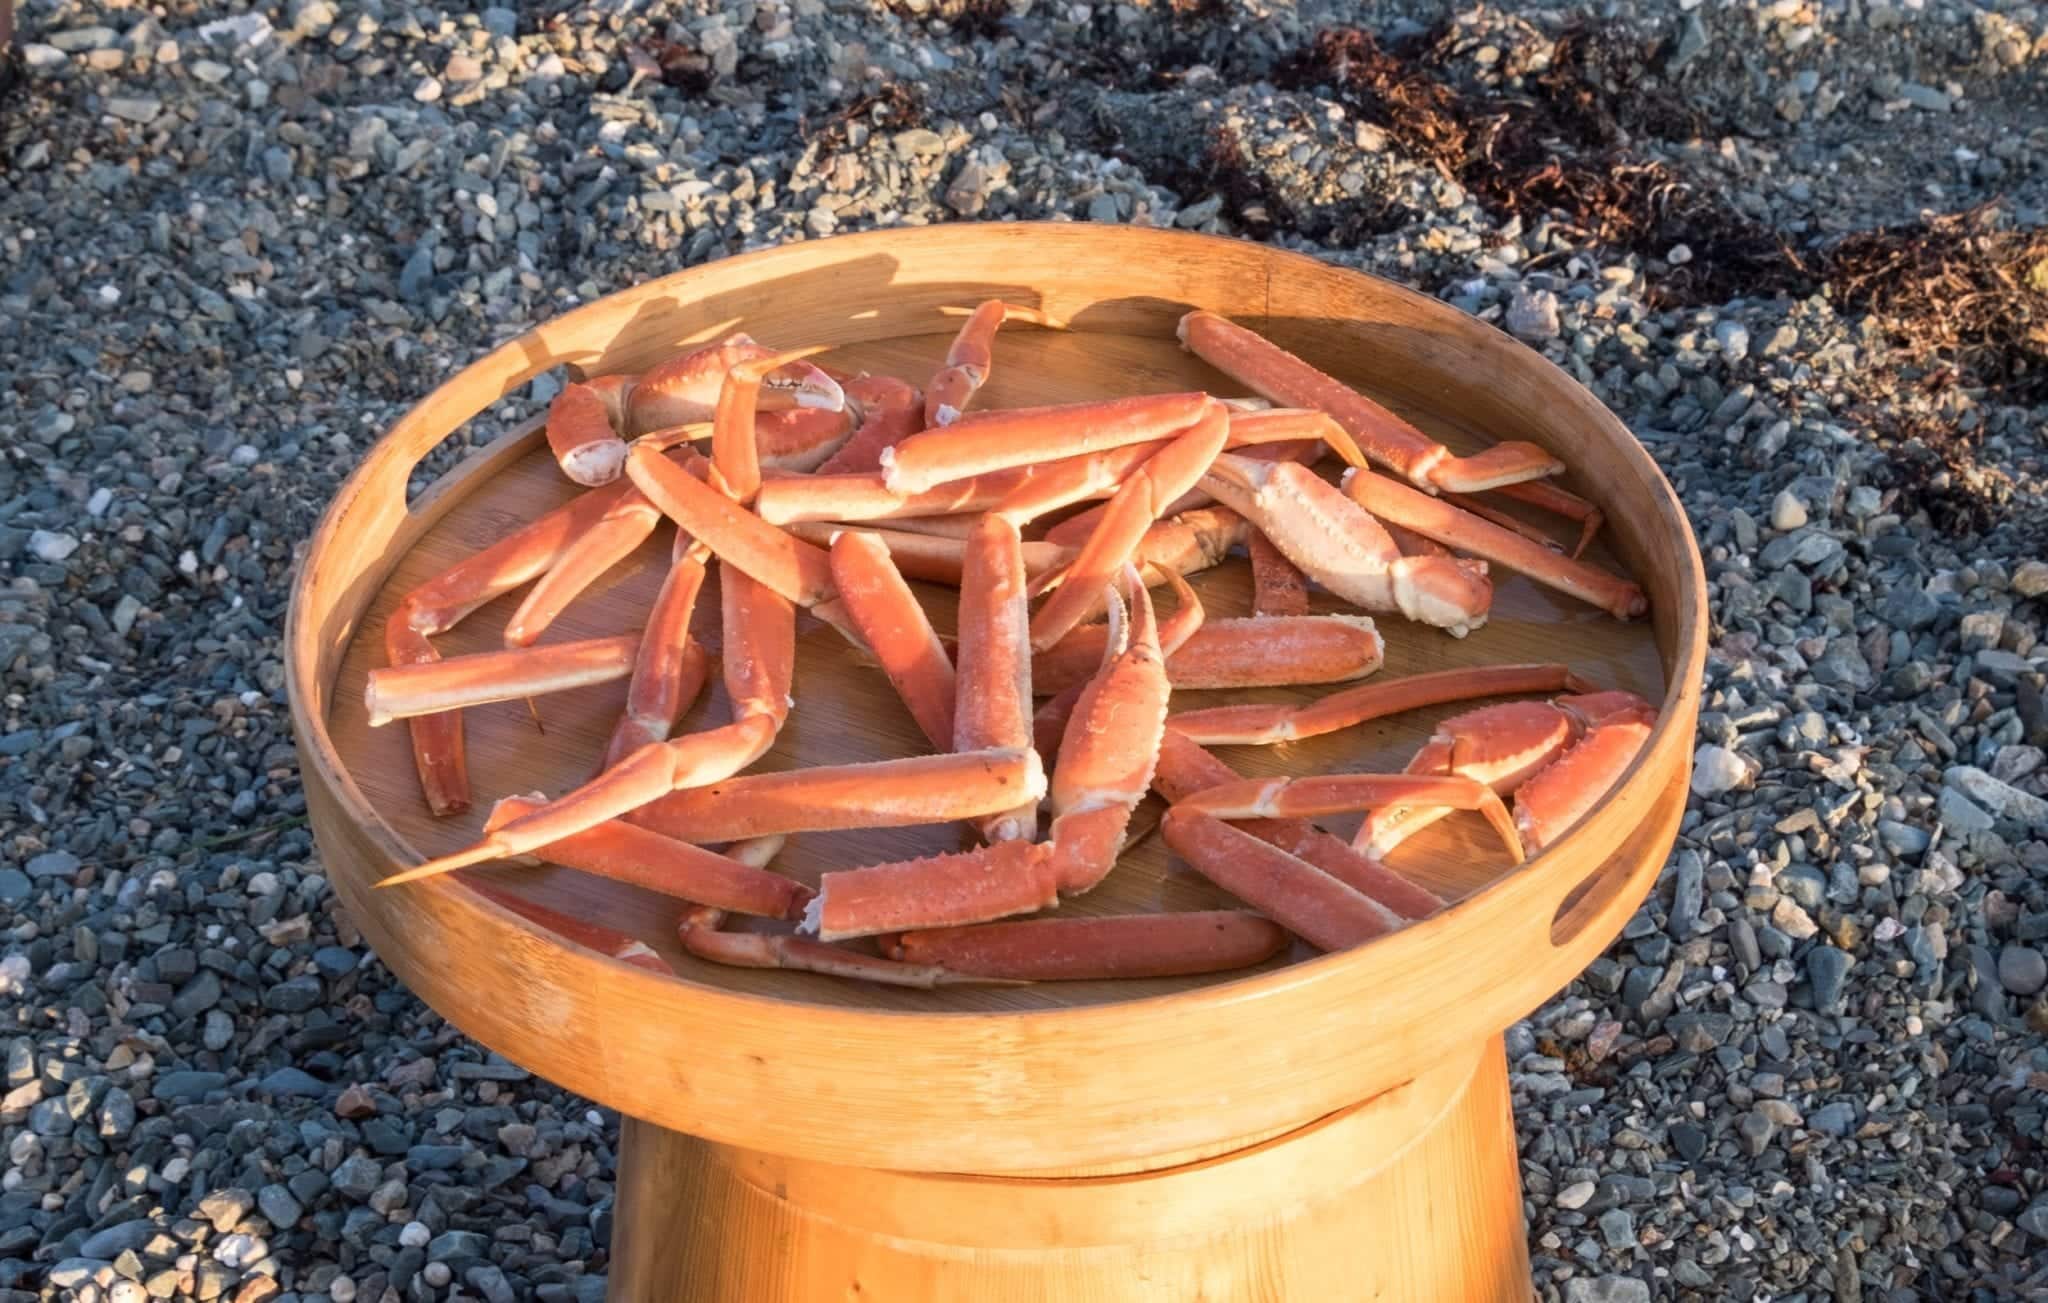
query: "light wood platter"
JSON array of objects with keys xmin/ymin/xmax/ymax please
[{"xmin": 288, "ymin": 224, "xmax": 1706, "ymax": 1174}]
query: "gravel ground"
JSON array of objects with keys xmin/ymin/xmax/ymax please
[{"xmin": 4, "ymin": 0, "xmax": 2048, "ymax": 1299}]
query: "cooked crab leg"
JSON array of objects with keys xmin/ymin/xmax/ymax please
[
  {"xmin": 884, "ymin": 912, "xmax": 1289, "ymax": 981},
  {"xmin": 713, "ymin": 346, "xmax": 833, "ymax": 506},
  {"xmin": 954, "ymin": 514, "xmax": 1038, "ymax": 842},
  {"xmin": 1179, "ymin": 309, "xmax": 1563, "ymax": 493},
  {"xmin": 677, "ymin": 907, "xmax": 1016, "ymax": 988},
  {"xmin": 632, "ymin": 749, "xmax": 1047, "ymax": 844},
  {"xmin": 626, "ymin": 443, "xmax": 836, "ymax": 606},
  {"xmin": 545, "ymin": 373, "xmax": 638, "ymax": 488},
  {"xmin": 365, "ymin": 633, "xmax": 641, "ymax": 726},
  {"xmin": 629, "ymin": 332, "xmax": 844, "ymax": 433},
  {"xmin": 503, "ymin": 481, "xmax": 671, "ymax": 649},
  {"xmin": 1438, "ymin": 491, "xmax": 1564, "ymax": 555},
  {"xmin": 1042, "ymin": 426, "xmax": 1329, "ymax": 548},
  {"xmin": 1034, "ymin": 613, "xmax": 1381, "ymax": 695},
  {"xmin": 1159, "ymin": 810, "xmax": 1403, "ymax": 952},
  {"xmin": 379, "ymin": 560, "xmax": 796, "ymax": 886},
  {"xmin": 926, "ymin": 301, "xmax": 1068, "ymax": 425},
  {"xmin": 1201, "ymin": 453, "xmax": 1492, "ymax": 636},
  {"xmin": 784, "ymin": 522, "xmax": 1076, "ymax": 585},
  {"xmin": 1248, "ymin": 529, "xmax": 1310, "ymax": 616},
  {"xmin": 1493, "ymin": 479, "xmax": 1606, "ymax": 558},
  {"xmin": 1031, "ymin": 571, "xmax": 1203, "ymax": 763},
  {"xmin": 1029, "ymin": 400, "xmax": 1229, "ymax": 651},
  {"xmin": 879, "ymin": 392, "xmax": 1212, "ymax": 494},
  {"xmin": 473, "ymin": 881, "xmax": 672, "ymax": 974},
  {"xmin": 386, "ymin": 474, "xmax": 651, "ymax": 814},
  {"xmin": 1168, "ymin": 661, "xmax": 1588, "ymax": 746},
  {"xmin": 602, "ymin": 535, "xmax": 714, "ymax": 770},
  {"xmin": 758, "ymin": 440, "xmax": 1168, "ymax": 528},
  {"xmin": 814, "ymin": 375, "xmax": 925, "ymax": 475},
  {"xmin": 1177, "ymin": 773, "xmax": 1525, "ymax": 863},
  {"xmin": 483, "ymin": 794, "xmax": 811, "ymax": 919},
  {"xmin": 807, "ymin": 571, "xmax": 1170, "ymax": 940},
  {"xmin": 1341, "ymin": 467, "xmax": 1647, "ymax": 620},
  {"xmin": 829, "ymin": 530, "xmax": 956, "ymax": 749},
  {"xmin": 1514, "ymin": 703, "xmax": 1658, "ymax": 853},
  {"xmin": 1153, "ymin": 729, "xmax": 1442, "ymax": 919}
]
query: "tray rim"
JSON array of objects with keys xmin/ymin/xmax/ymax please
[{"xmin": 287, "ymin": 223, "xmax": 1707, "ymax": 1169}]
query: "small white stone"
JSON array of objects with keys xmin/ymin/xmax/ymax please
[
  {"xmin": 190, "ymin": 59, "xmax": 232, "ymax": 84},
  {"xmin": 23, "ymin": 44, "xmax": 66, "ymax": 70},
  {"xmin": 87, "ymin": 488, "xmax": 113, "ymax": 517},
  {"xmin": 414, "ymin": 77, "xmax": 443, "ymax": 103},
  {"xmin": 399, "ymin": 1220, "xmax": 431, "ymax": 1248},
  {"xmin": 1770, "ymin": 490, "xmax": 1808, "ymax": 531},
  {"xmin": 1691, "ymin": 745, "xmax": 1748, "ymax": 797},
  {"xmin": 1555, "ymin": 1180, "xmax": 1596, "ymax": 1209},
  {"xmin": 1505, "ymin": 287, "xmax": 1561, "ymax": 341},
  {"xmin": 28, "ymin": 531, "xmax": 79, "ymax": 563},
  {"xmin": 2013, "ymin": 560, "xmax": 2048, "ymax": 598}
]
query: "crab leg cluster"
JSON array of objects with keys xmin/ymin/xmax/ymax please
[{"xmin": 368, "ymin": 306, "xmax": 1662, "ymax": 987}]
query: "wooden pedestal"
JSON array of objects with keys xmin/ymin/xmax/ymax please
[{"xmin": 609, "ymin": 1036, "xmax": 1530, "ymax": 1302}]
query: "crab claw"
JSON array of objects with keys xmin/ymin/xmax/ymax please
[{"xmin": 1200, "ymin": 453, "xmax": 1491, "ymax": 636}]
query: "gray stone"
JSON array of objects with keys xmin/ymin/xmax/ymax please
[
  {"xmin": 1808, "ymin": 1102, "xmax": 1856, "ymax": 1136},
  {"xmin": 1506, "ymin": 288, "xmax": 1561, "ymax": 341},
  {"xmin": 25, "ymin": 850, "xmax": 80, "ymax": 880},
  {"xmin": 1807, "ymin": 946, "xmax": 1854, "ymax": 1011},
  {"xmin": 0, "ymin": 870, "xmax": 30, "ymax": 903},
  {"xmin": 260, "ymin": 1066, "xmax": 326, "ymax": 1097},
  {"xmin": 1564, "ymin": 1279, "xmax": 1651, "ymax": 1303},
  {"xmin": 2019, "ymin": 1199, "xmax": 2048, "ymax": 1239},
  {"xmin": 332, "ymin": 1155, "xmax": 384, "ymax": 1201},
  {"xmin": 428, "ymin": 1229, "xmax": 491, "ymax": 1261},
  {"xmin": 1946, "ymin": 766, "xmax": 2048, "ymax": 828},
  {"xmin": 150, "ymin": 1071, "xmax": 226, "ymax": 1102},
  {"xmin": 78, "ymin": 1219, "xmax": 156, "ymax": 1260},
  {"xmin": 1999, "ymin": 946, "xmax": 2047, "ymax": 997},
  {"xmin": 1937, "ymin": 786, "xmax": 1995, "ymax": 834}
]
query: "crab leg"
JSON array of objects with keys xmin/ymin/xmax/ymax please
[
  {"xmin": 1494, "ymin": 479, "xmax": 1606, "ymax": 558},
  {"xmin": 785, "ymin": 522, "xmax": 1076, "ymax": 586},
  {"xmin": 545, "ymin": 373, "xmax": 638, "ymax": 488},
  {"xmin": 713, "ymin": 346, "xmax": 833, "ymax": 506},
  {"xmin": 503, "ymin": 485, "xmax": 669, "ymax": 648},
  {"xmin": 1179, "ymin": 309, "xmax": 1563, "ymax": 493},
  {"xmin": 879, "ymin": 392, "xmax": 1212, "ymax": 494},
  {"xmin": 379, "ymin": 561, "xmax": 796, "ymax": 886},
  {"xmin": 473, "ymin": 882, "xmax": 672, "ymax": 973},
  {"xmin": 1168, "ymin": 661, "xmax": 1588, "ymax": 746},
  {"xmin": 1153, "ymin": 729, "xmax": 1442, "ymax": 919},
  {"xmin": 1034, "ymin": 613, "xmax": 1381, "ymax": 695},
  {"xmin": 758, "ymin": 440, "xmax": 1166, "ymax": 528},
  {"xmin": 926, "ymin": 301, "xmax": 1068, "ymax": 426},
  {"xmin": 386, "ymin": 475, "xmax": 651, "ymax": 814},
  {"xmin": 602, "ymin": 535, "xmax": 714, "ymax": 770},
  {"xmin": 1042, "ymin": 430, "xmax": 1326, "ymax": 549},
  {"xmin": 482, "ymin": 794, "xmax": 811, "ymax": 920},
  {"xmin": 1160, "ymin": 810, "xmax": 1402, "ymax": 952},
  {"xmin": 1438, "ymin": 491, "xmax": 1564, "ymax": 555},
  {"xmin": 365, "ymin": 633, "xmax": 641, "ymax": 726},
  {"xmin": 629, "ymin": 333, "xmax": 844, "ymax": 433},
  {"xmin": 632, "ymin": 749, "xmax": 1046, "ymax": 844},
  {"xmin": 1352, "ymin": 700, "xmax": 1578, "ymax": 858},
  {"xmin": 1032, "ymin": 572, "xmax": 1203, "ymax": 763},
  {"xmin": 885, "ymin": 912, "xmax": 1289, "ymax": 981},
  {"xmin": 677, "ymin": 907, "xmax": 1013, "ymax": 988},
  {"xmin": 1341, "ymin": 468, "xmax": 1646, "ymax": 620},
  {"xmin": 626, "ymin": 442, "xmax": 836, "ymax": 606},
  {"xmin": 828, "ymin": 530, "xmax": 956, "ymax": 749},
  {"xmin": 1029, "ymin": 401, "xmax": 1229, "ymax": 650},
  {"xmin": 814, "ymin": 375, "xmax": 926, "ymax": 475},
  {"xmin": 1178, "ymin": 773, "xmax": 1525, "ymax": 863},
  {"xmin": 809, "ymin": 571, "xmax": 1170, "ymax": 939},
  {"xmin": 1248, "ymin": 529, "xmax": 1311, "ymax": 616},
  {"xmin": 1201, "ymin": 453, "xmax": 1492, "ymax": 636},
  {"xmin": 954, "ymin": 514, "xmax": 1039, "ymax": 842}
]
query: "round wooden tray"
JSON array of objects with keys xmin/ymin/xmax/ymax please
[{"xmin": 288, "ymin": 224, "xmax": 1706, "ymax": 1176}]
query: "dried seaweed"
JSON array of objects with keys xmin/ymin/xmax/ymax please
[
  {"xmin": 1824, "ymin": 205, "xmax": 2048, "ymax": 404},
  {"xmin": 882, "ymin": 0, "xmax": 1010, "ymax": 40},
  {"xmin": 1277, "ymin": 23, "xmax": 1810, "ymax": 308},
  {"xmin": 804, "ymin": 82, "xmax": 927, "ymax": 160}
]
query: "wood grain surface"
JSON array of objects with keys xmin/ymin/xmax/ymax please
[{"xmin": 288, "ymin": 224, "xmax": 1707, "ymax": 1173}]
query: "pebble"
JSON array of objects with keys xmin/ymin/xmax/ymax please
[
  {"xmin": 1769, "ymin": 490, "xmax": 1808, "ymax": 531},
  {"xmin": 27, "ymin": 531, "xmax": 79, "ymax": 562},
  {"xmin": 1691, "ymin": 745, "xmax": 1748, "ymax": 796},
  {"xmin": 1999, "ymin": 946, "xmax": 2047, "ymax": 997},
  {"xmin": 1506, "ymin": 288, "xmax": 1561, "ymax": 340},
  {"xmin": 1556, "ymin": 1180, "xmax": 1597, "ymax": 1209}
]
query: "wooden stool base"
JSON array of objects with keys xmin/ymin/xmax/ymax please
[{"xmin": 609, "ymin": 1036, "xmax": 1531, "ymax": 1301}]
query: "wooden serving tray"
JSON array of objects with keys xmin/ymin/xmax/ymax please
[{"xmin": 288, "ymin": 225, "xmax": 1706, "ymax": 1178}]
